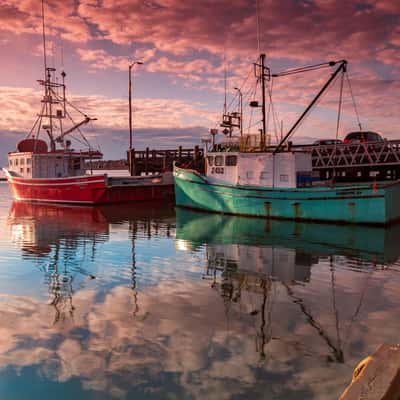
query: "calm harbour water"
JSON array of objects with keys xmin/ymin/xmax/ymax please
[{"xmin": 0, "ymin": 182, "xmax": 400, "ymax": 399}]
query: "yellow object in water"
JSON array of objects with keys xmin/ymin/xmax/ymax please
[{"xmin": 352, "ymin": 356, "xmax": 373, "ymax": 382}]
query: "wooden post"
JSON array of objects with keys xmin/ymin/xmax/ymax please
[
  {"xmin": 178, "ymin": 145, "xmax": 182, "ymax": 161},
  {"xmin": 127, "ymin": 150, "xmax": 131, "ymax": 175},
  {"xmin": 127, "ymin": 148, "xmax": 135, "ymax": 176},
  {"xmin": 145, "ymin": 147, "xmax": 149, "ymax": 175},
  {"xmin": 163, "ymin": 151, "xmax": 167, "ymax": 171},
  {"xmin": 131, "ymin": 148, "xmax": 135, "ymax": 176}
]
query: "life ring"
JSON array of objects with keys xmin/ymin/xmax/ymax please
[{"xmin": 352, "ymin": 356, "xmax": 373, "ymax": 382}]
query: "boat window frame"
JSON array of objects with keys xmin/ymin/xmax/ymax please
[
  {"xmin": 260, "ymin": 171, "xmax": 269, "ymax": 180},
  {"xmin": 280, "ymin": 174, "xmax": 289, "ymax": 182},
  {"xmin": 73, "ymin": 158, "xmax": 81, "ymax": 170},
  {"xmin": 225, "ymin": 155, "xmax": 237, "ymax": 166},
  {"xmin": 214, "ymin": 155, "xmax": 224, "ymax": 166},
  {"xmin": 207, "ymin": 156, "xmax": 214, "ymax": 166}
]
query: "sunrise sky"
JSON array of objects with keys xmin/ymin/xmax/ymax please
[{"xmin": 0, "ymin": 0, "xmax": 399, "ymax": 163}]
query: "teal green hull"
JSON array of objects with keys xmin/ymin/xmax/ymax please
[{"xmin": 174, "ymin": 167, "xmax": 400, "ymax": 225}]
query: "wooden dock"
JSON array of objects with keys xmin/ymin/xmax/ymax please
[
  {"xmin": 128, "ymin": 146, "xmax": 203, "ymax": 175},
  {"xmin": 89, "ymin": 146, "xmax": 204, "ymax": 175}
]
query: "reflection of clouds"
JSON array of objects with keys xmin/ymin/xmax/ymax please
[{"xmin": 0, "ymin": 266, "xmax": 398, "ymax": 399}]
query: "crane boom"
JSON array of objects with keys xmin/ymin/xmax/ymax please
[
  {"xmin": 54, "ymin": 116, "xmax": 94, "ymax": 143},
  {"xmin": 273, "ymin": 60, "xmax": 347, "ymax": 154}
]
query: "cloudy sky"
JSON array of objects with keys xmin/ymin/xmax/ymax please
[{"xmin": 0, "ymin": 0, "xmax": 399, "ymax": 163}]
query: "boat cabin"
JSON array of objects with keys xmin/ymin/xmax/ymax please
[
  {"xmin": 7, "ymin": 139, "xmax": 102, "ymax": 179},
  {"xmin": 206, "ymin": 135, "xmax": 313, "ymax": 188},
  {"xmin": 206, "ymin": 151, "xmax": 312, "ymax": 188}
]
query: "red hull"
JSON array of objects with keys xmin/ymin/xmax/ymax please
[{"xmin": 6, "ymin": 174, "xmax": 174, "ymax": 205}]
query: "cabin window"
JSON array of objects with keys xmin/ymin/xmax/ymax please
[
  {"xmin": 26, "ymin": 158, "xmax": 31, "ymax": 165},
  {"xmin": 26, "ymin": 168, "xmax": 30, "ymax": 173},
  {"xmin": 207, "ymin": 156, "xmax": 214, "ymax": 166},
  {"xmin": 215, "ymin": 156, "xmax": 224, "ymax": 166},
  {"xmin": 225, "ymin": 155, "xmax": 237, "ymax": 166},
  {"xmin": 260, "ymin": 171, "xmax": 269, "ymax": 180},
  {"xmin": 15, "ymin": 159, "xmax": 18, "ymax": 166},
  {"xmin": 280, "ymin": 174, "xmax": 289, "ymax": 182},
  {"xmin": 73, "ymin": 159, "xmax": 81, "ymax": 170},
  {"xmin": 9, "ymin": 159, "xmax": 13, "ymax": 167},
  {"xmin": 20, "ymin": 168, "xmax": 24, "ymax": 173},
  {"xmin": 20, "ymin": 158, "xmax": 25, "ymax": 165}
]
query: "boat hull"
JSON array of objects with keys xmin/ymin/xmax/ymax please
[
  {"xmin": 5, "ymin": 173, "xmax": 174, "ymax": 205},
  {"xmin": 173, "ymin": 166, "xmax": 400, "ymax": 225}
]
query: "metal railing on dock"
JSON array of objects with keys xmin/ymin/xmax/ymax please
[{"xmin": 302, "ymin": 140, "xmax": 400, "ymax": 180}]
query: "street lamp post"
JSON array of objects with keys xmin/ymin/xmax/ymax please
[
  {"xmin": 234, "ymin": 87, "xmax": 243, "ymax": 136},
  {"xmin": 128, "ymin": 61, "xmax": 143, "ymax": 175}
]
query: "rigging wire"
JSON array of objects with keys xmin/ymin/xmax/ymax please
[
  {"xmin": 280, "ymin": 72, "xmax": 343, "ymax": 143},
  {"xmin": 266, "ymin": 80, "xmax": 281, "ymax": 143},
  {"xmin": 64, "ymin": 111, "xmax": 91, "ymax": 147},
  {"xmin": 345, "ymin": 71, "xmax": 363, "ymax": 131},
  {"xmin": 335, "ymin": 70, "xmax": 345, "ymax": 140},
  {"xmin": 272, "ymin": 62, "xmax": 335, "ymax": 78},
  {"xmin": 331, "ymin": 69, "xmax": 345, "ymax": 182},
  {"xmin": 26, "ymin": 103, "xmax": 45, "ymax": 139},
  {"xmin": 212, "ymin": 58, "xmax": 257, "ymax": 131},
  {"xmin": 225, "ymin": 61, "xmax": 255, "ymax": 111},
  {"xmin": 330, "ymin": 260, "xmax": 343, "ymax": 360},
  {"xmin": 266, "ymin": 89, "xmax": 272, "ymax": 141},
  {"xmin": 246, "ymin": 79, "xmax": 259, "ymax": 134}
]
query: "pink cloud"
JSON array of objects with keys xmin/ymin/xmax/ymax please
[
  {"xmin": 0, "ymin": 86, "xmax": 217, "ymax": 132},
  {"xmin": 76, "ymin": 47, "xmax": 157, "ymax": 71},
  {"xmin": 0, "ymin": 0, "xmax": 91, "ymax": 42}
]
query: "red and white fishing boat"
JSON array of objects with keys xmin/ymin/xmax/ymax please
[{"xmin": 3, "ymin": 3, "xmax": 173, "ymax": 205}]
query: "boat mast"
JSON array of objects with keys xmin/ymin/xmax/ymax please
[
  {"xmin": 252, "ymin": 54, "xmax": 270, "ymax": 148},
  {"xmin": 260, "ymin": 54, "xmax": 267, "ymax": 147},
  {"xmin": 37, "ymin": 0, "xmax": 94, "ymax": 153},
  {"xmin": 40, "ymin": 0, "xmax": 56, "ymax": 151}
]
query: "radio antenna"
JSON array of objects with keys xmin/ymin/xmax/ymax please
[
  {"xmin": 41, "ymin": 0, "xmax": 47, "ymax": 78},
  {"xmin": 256, "ymin": 0, "xmax": 262, "ymax": 53}
]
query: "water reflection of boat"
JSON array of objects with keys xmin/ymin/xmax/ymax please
[
  {"xmin": 176, "ymin": 208, "xmax": 400, "ymax": 265},
  {"xmin": 176, "ymin": 208, "xmax": 400, "ymax": 362},
  {"xmin": 7, "ymin": 201, "xmax": 175, "ymax": 322},
  {"xmin": 8, "ymin": 201, "xmax": 175, "ymax": 253}
]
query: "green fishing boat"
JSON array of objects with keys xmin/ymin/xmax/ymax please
[{"xmin": 174, "ymin": 56, "xmax": 400, "ymax": 225}]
